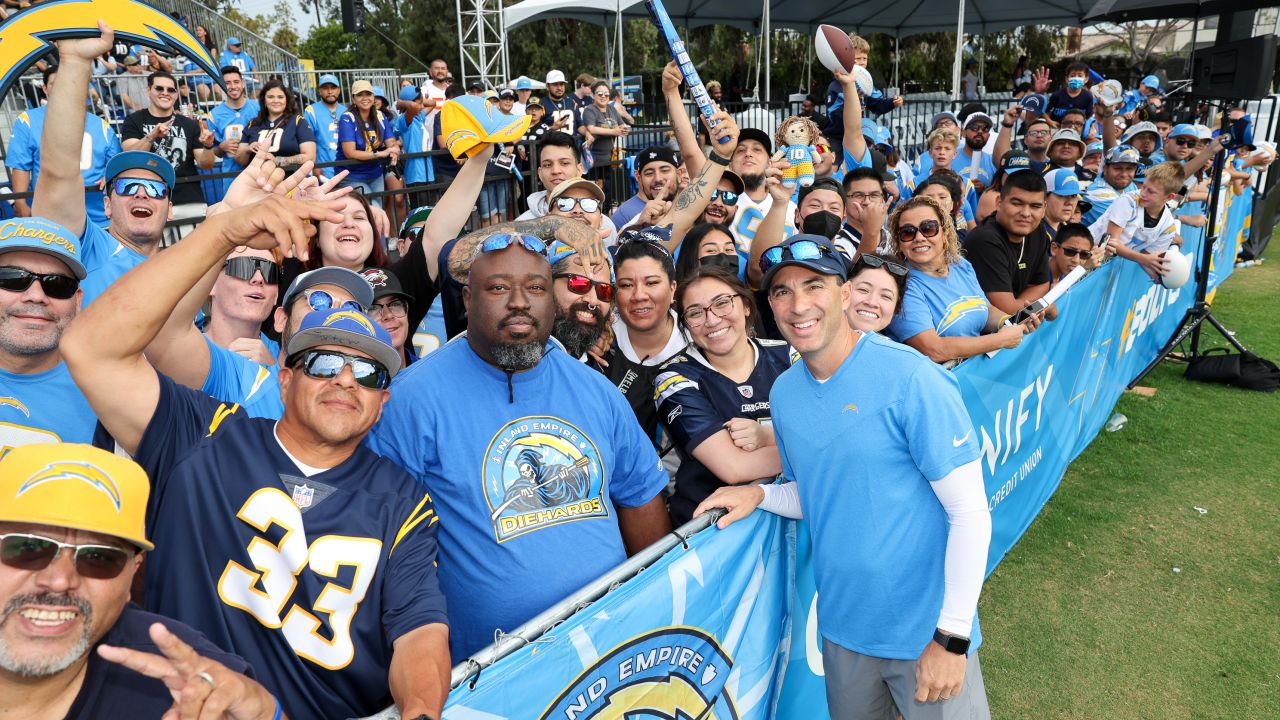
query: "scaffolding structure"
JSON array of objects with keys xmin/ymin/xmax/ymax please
[{"xmin": 456, "ymin": 0, "xmax": 511, "ymax": 89}]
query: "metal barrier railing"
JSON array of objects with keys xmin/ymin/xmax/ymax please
[{"xmin": 148, "ymin": 0, "xmax": 301, "ymax": 79}]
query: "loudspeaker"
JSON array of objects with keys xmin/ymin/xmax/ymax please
[
  {"xmin": 1190, "ymin": 35, "xmax": 1277, "ymax": 100},
  {"xmin": 341, "ymin": 0, "xmax": 365, "ymax": 33}
]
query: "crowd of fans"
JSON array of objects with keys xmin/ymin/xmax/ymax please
[{"xmin": 1, "ymin": 18, "xmax": 1276, "ymax": 720}]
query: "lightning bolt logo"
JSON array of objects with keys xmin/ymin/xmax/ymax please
[
  {"xmin": 0, "ymin": 396, "xmax": 30, "ymax": 417},
  {"xmin": 0, "ymin": 0, "xmax": 224, "ymax": 101},
  {"xmin": 17, "ymin": 460, "xmax": 123, "ymax": 511},
  {"xmin": 324, "ymin": 310, "xmax": 378, "ymax": 335}
]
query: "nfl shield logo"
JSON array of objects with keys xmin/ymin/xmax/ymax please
[
  {"xmin": 737, "ymin": 385, "xmax": 753, "ymax": 398},
  {"xmin": 292, "ymin": 483, "xmax": 314, "ymax": 509}
]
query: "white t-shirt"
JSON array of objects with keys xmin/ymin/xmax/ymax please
[
  {"xmin": 1088, "ymin": 191, "xmax": 1180, "ymax": 254},
  {"xmin": 420, "ymin": 81, "xmax": 448, "ymax": 149},
  {"xmin": 729, "ymin": 192, "xmax": 797, "ymax": 256}
]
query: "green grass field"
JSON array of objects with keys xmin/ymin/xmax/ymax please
[{"xmin": 981, "ymin": 258, "xmax": 1279, "ymax": 719}]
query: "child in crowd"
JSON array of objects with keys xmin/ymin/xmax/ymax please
[
  {"xmin": 1089, "ymin": 161, "xmax": 1185, "ymax": 281},
  {"xmin": 1046, "ymin": 62, "xmax": 1094, "ymax": 125},
  {"xmin": 823, "ymin": 34, "xmax": 901, "ymax": 145}
]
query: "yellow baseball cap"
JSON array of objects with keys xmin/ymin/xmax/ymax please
[
  {"xmin": 0, "ymin": 444, "xmax": 153, "ymax": 551},
  {"xmin": 441, "ymin": 94, "xmax": 533, "ymax": 159}
]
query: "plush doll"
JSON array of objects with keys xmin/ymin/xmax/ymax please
[{"xmin": 774, "ymin": 116, "xmax": 822, "ymax": 189}]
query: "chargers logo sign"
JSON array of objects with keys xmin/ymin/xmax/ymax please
[
  {"xmin": 17, "ymin": 461, "xmax": 122, "ymax": 511},
  {"xmin": 539, "ymin": 627, "xmax": 738, "ymax": 720},
  {"xmin": 484, "ymin": 416, "xmax": 607, "ymax": 542}
]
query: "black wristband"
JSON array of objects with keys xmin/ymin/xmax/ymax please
[
  {"xmin": 1001, "ymin": 122, "xmax": 1014, "ymax": 129},
  {"xmin": 707, "ymin": 151, "xmax": 731, "ymax": 166}
]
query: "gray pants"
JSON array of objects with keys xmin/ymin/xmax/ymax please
[{"xmin": 822, "ymin": 638, "xmax": 992, "ymax": 720}]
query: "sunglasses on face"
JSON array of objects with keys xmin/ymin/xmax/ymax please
[
  {"xmin": 369, "ymin": 298, "xmax": 408, "ymax": 319},
  {"xmin": 554, "ymin": 272, "xmax": 615, "ymax": 302},
  {"xmin": 856, "ymin": 254, "xmax": 909, "ymax": 277},
  {"xmin": 223, "ymin": 256, "xmax": 280, "ymax": 284},
  {"xmin": 1173, "ymin": 137, "xmax": 1197, "ymax": 147},
  {"xmin": 151, "ymin": 85, "xmax": 176, "ymax": 94},
  {"xmin": 110, "ymin": 177, "xmax": 170, "ymax": 200},
  {"xmin": 297, "ymin": 289, "xmax": 363, "ymax": 314},
  {"xmin": 288, "ymin": 349, "xmax": 390, "ymax": 390},
  {"xmin": 760, "ymin": 239, "xmax": 837, "ymax": 274},
  {"xmin": 1058, "ymin": 246, "xmax": 1089, "ymax": 258},
  {"xmin": 897, "ymin": 219, "xmax": 942, "ymax": 241},
  {"xmin": 553, "ymin": 196, "xmax": 601, "ymax": 214},
  {"xmin": 481, "ymin": 232, "xmax": 549, "ymax": 257},
  {"xmin": 710, "ymin": 189, "xmax": 739, "ymax": 206},
  {"xmin": 0, "ymin": 266, "xmax": 79, "ymax": 299},
  {"xmin": 1, "ymin": 533, "xmax": 133, "ymax": 580},
  {"xmin": 682, "ymin": 293, "xmax": 740, "ymax": 327}
]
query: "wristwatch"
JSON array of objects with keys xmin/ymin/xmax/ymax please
[{"xmin": 933, "ymin": 629, "xmax": 970, "ymax": 655}]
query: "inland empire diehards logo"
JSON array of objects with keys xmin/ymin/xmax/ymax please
[
  {"xmin": 539, "ymin": 627, "xmax": 738, "ymax": 720},
  {"xmin": 483, "ymin": 416, "xmax": 607, "ymax": 542}
]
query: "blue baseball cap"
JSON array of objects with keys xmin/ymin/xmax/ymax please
[
  {"xmin": 1043, "ymin": 169, "xmax": 1082, "ymax": 197},
  {"xmin": 318, "ymin": 73, "xmax": 340, "ymax": 88},
  {"xmin": 860, "ymin": 118, "xmax": 880, "ymax": 139},
  {"xmin": 0, "ymin": 217, "xmax": 87, "ymax": 278},
  {"xmin": 398, "ymin": 85, "xmax": 421, "ymax": 102},
  {"xmin": 514, "ymin": 76, "xmax": 533, "ymax": 91},
  {"xmin": 372, "ymin": 85, "xmax": 387, "ymax": 100},
  {"xmin": 104, "ymin": 150, "xmax": 175, "ymax": 189},
  {"xmin": 874, "ymin": 125, "xmax": 893, "ymax": 149},
  {"xmin": 1168, "ymin": 123, "xmax": 1198, "ymax": 139},
  {"xmin": 1106, "ymin": 145, "xmax": 1141, "ymax": 165},
  {"xmin": 761, "ymin": 234, "xmax": 848, "ymax": 290},
  {"xmin": 285, "ymin": 308, "xmax": 402, "ymax": 378},
  {"xmin": 1000, "ymin": 150, "xmax": 1032, "ymax": 174},
  {"xmin": 226, "ymin": 37, "xmax": 241, "ymax": 47},
  {"xmin": 1141, "ymin": 75, "xmax": 1160, "ymax": 90},
  {"xmin": 1019, "ymin": 94, "xmax": 1047, "ymax": 115}
]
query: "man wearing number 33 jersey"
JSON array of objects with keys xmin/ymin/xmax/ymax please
[{"xmin": 61, "ymin": 199, "xmax": 451, "ymax": 720}]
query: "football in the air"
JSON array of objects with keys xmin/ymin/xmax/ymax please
[
  {"xmin": 1159, "ymin": 247, "xmax": 1192, "ymax": 289},
  {"xmin": 852, "ymin": 65, "xmax": 875, "ymax": 97},
  {"xmin": 815, "ymin": 24, "xmax": 856, "ymax": 74}
]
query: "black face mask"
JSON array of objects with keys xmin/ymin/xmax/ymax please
[
  {"xmin": 699, "ymin": 253, "xmax": 739, "ymax": 273},
  {"xmin": 802, "ymin": 210, "xmax": 843, "ymax": 239}
]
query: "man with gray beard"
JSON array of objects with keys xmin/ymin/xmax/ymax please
[
  {"xmin": 0, "ymin": 443, "xmax": 279, "ymax": 719},
  {"xmin": 369, "ymin": 233, "xmax": 673, "ymax": 659}
]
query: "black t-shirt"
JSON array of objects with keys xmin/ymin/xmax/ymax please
[
  {"xmin": 962, "ymin": 216, "xmax": 1051, "ymax": 298},
  {"xmin": 65, "ymin": 604, "xmax": 252, "ymax": 719},
  {"xmin": 120, "ymin": 110, "xmax": 206, "ymax": 205},
  {"xmin": 599, "ymin": 336, "xmax": 689, "ymax": 453},
  {"xmin": 438, "ymin": 238, "xmax": 469, "ymax": 340},
  {"xmin": 1046, "ymin": 88, "xmax": 1094, "ymax": 121}
]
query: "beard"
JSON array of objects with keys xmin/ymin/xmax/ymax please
[
  {"xmin": 0, "ymin": 304, "xmax": 71, "ymax": 356},
  {"xmin": 553, "ymin": 301, "xmax": 607, "ymax": 357},
  {"xmin": 490, "ymin": 311, "xmax": 545, "ymax": 370},
  {"xmin": 965, "ymin": 137, "xmax": 986, "ymax": 151},
  {"xmin": 741, "ymin": 173, "xmax": 765, "ymax": 192},
  {"xmin": 0, "ymin": 592, "xmax": 93, "ymax": 677}
]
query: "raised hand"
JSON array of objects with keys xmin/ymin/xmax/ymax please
[
  {"xmin": 57, "ymin": 20, "xmax": 114, "ymax": 62},
  {"xmin": 207, "ymin": 194, "xmax": 346, "ymax": 261},
  {"xmin": 1032, "ymin": 66, "xmax": 1052, "ymax": 94}
]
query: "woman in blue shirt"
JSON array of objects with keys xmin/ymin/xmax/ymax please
[
  {"xmin": 885, "ymin": 196, "xmax": 1037, "ymax": 363},
  {"xmin": 338, "ymin": 79, "xmax": 401, "ymax": 206},
  {"xmin": 235, "ymin": 80, "xmax": 315, "ymax": 174}
]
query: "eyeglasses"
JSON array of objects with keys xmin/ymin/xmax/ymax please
[
  {"xmin": 855, "ymin": 254, "xmax": 909, "ymax": 277},
  {"xmin": 110, "ymin": 177, "xmax": 170, "ymax": 200},
  {"xmin": 594, "ymin": 91, "xmax": 610, "ymax": 97},
  {"xmin": 553, "ymin": 196, "xmax": 602, "ymax": 214},
  {"xmin": 296, "ymin": 289, "xmax": 364, "ymax": 314},
  {"xmin": 1, "ymin": 533, "xmax": 133, "ymax": 580},
  {"xmin": 223, "ymin": 256, "xmax": 280, "ymax": 284},
  {"xmin": 554, "ymin": 272, "xmax": 615, "ymax": 302},
  {"xmin": 846, "ymin": 191, "xmax": 884, "ymax": 203},
  {"xmin": 1058, "ymin": 246, "xmax": 1089, "ymax": 258},
  {"xmin": 369, "ymin": 298, "xmax": 408, "ymax": 319},
  {"xmin": 1061, "ymin": 122, "xmax": 1084, "ymax": 131},
  {"xmin": 682, "ymin": 293, "xmax": 740, "ymax": 327},
  {"xmin": 1027, "ymin": 129, "xmax": 1052, "ymax": 138},
  {"xmin": 481, "ymin": 232, "xmax": 549, "ymax": 257},
  {"xmin": 151, "ymin": 85, "xmax": 177, "ymax": 94},
  {"xmin": 0, "ymin": 267, "xmax": 79, "ymax": 299},
  {"xmin": 897, "ymin": 219, "xmax": 942, "ymax": 241},
  {"xmin": 1173, "ymin": 137, "xmax": 1197, "ymax": 147},
  {"xmin": 760, "ymin": 239, "xmax": 838, "ymax": 274},
  {"xmin": 288, "ymin": 349, "xmax": 390, "ymax": 390},
  {"xmin": 710, "ymin": 189, "xmax": 739, "ymax": 206}
]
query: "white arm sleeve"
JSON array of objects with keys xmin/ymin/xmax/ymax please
[
  {"xmin": 929, "ymin": 458, "xmax": 992, "ymax": 637},
  {"xmin": 758, "ymin": 481, "xmax": 803, "ymax": 519}
]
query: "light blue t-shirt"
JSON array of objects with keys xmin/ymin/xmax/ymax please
[
  {"xmin": 0, "ymin": 362, "xmax": 97, "ymax": 451},
  {"xmin": 208, "ymin": 99, "xmax": 260, "ymax": 191},
  {"xmin": 9, "ymin": 107, "xmax": 121, "ymax": 227},
  {"xmin": 367, "ymin": 337, "xmax": 669, "ymax": 659},
  {"xmin": 1082, "ymin": 177, "xmax": 1135, "ymax": 226},
  {"xmin": 914, "ymin": 149, "xmax": 995, "ymax": 190},
  {"xmin": 218, "ymin": 49, "xmax": 256, "ymax": 74},
  {"xmin": 902, "ymin": 171, "xmax": 980, "ymax": 219},
  {"xmin": 770, "ymin": 332, "xmax": 982, "ymax": 659},
  {"xmin": 887, "ymin": 259, "xmax": 990, "ymax": 342},
  {"xmin": 393, "ymin": 111, "xmax": 429, "ymax": 185},
  {"xmin": 305, "ymin": 101, "xmax": 348, "ymax": 177},
  {"xmin": 200, "ymin": 336, "xmax": 283, "ymax": 420},
  {"xmin": 79, "ymin": 223, "xmax": 147, "ymax": 306},
  {"xmin": 831, "ymin": 144, "xmax": 874, "ymax": 184}
]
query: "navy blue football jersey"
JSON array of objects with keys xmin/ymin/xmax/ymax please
[
  {"xmin": 654, "ymin": 338, "xmax": 796, "ymax": 525},
  {"xmin": 133, "ymin": 374, "xmax": 447, "ymax": 720}
]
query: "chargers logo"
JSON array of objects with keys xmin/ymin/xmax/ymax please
[
  {"xmin": 937, "ymin": 296, "xmax": 988, "ymax": 335},
  {"xmin": 323, "ymin": 309, "xmax": 377, "ymax": 335},
  {"xmin": 17, "ymin": 461, "xmax": 122, "ymax": 511},
  {"xmin": 0, "ymin": 397, "xmax": 30, "ymax": 417},
  {"xmin": 539, "ymin": 627, "xmax": 738, "ymax": 720},
  {"xmin": 483, "ymin": 416, "xmax": 607, "ymax": 542}
]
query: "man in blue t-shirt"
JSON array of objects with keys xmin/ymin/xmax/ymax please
[
  {"xmin": 0, "ymin": 443, "xmax": 276, "ymax": 720},
  {"xmin": 7, "ymin": 65, "xmax": 121, "ymax": 227},
  {"xmin": 305, "ymin": 73, "xmax": 348, "ymax": 179},
  {"xmin": 207, "ymin": 65, "xmax": 259, "ymax": 192},
  {"xmin": 393, "ymin": 84, "xmax": 430, "ymax": 187},
  {"xmin": 695, "ymin": 235, "xmax": 993, "ymax": 719},
  {"xmin": 218, "ymin": 37, "xmax": 256, "ymax": 76},
  {"xmin": 368, "ymin": 234, "xmax": 673, "ymax": 660},
  {"xmin": 62, "ymin": 196, "xmax": 451, "ymax": 720}
]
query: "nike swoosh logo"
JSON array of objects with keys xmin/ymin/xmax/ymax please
[{"xmin": 953, "ymin": 431, "xmax": 971, "ymax": 448}]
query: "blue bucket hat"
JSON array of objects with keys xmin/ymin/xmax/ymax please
[
  {"xmin": 104, "ymin": 151, "xmax": 175, "ymax": 189},
  {"xmin": 285, "ymin": 308, "xmax": 402, "ymax": 378},
  {"xmin": 0, "ymin": 217, "xmax": 87, "ymax": 278}
]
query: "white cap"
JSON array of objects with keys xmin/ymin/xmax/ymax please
[{"xmin": 545, "ymin": 70, "xmax": 566, "ymax": 84}]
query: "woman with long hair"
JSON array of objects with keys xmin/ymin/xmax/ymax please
[
  {"xmin": 656, "ymin": 266, "xmax": 792, "ymax": 525},
  {"xmin": 235, "ymin": 79, "xmax": 316, "ymax": 173},
  {"xmin": 674, "ymin": 222, "xmax": 739, "ymax": 280},
  {"xmin": 337, "ymin": 80, "xmax": 401, "ymax": 206},
  {"xmin": 191, "ymin": 24, "xmax": 220, "ymax": 101}
]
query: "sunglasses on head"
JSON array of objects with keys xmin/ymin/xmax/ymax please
[
  {"xmin": 710, "ymin": 188, "xmax": 739, "ymax": 206},
  {"xmin": 288, "ymin": 348, "xmax": 390, "ymax": 390},
  {"xmin": 1, "ymin": 533, "xmax": 133, "ymax": 580},
  {"xmin": 760, "ymin": 239, "xmax": 837, "ymax": 274},
  {"xmin": 855, "ymin": 253, "xmax": 909, "ymax": 277},
  {"xmin": 296, "ymin": 289, "xmax": 363, "ymax": 314},
  {"xmin": 554, "ymin": 272, "xmax": 615, "ymax": 302},
  {"xmin": 0, "ymin": 266, "xmax": 79, "ymax": 299},
  {"xmin": 1058, "ymin": 246, "xmax": 1089, "ymax": 258},
  {"xmin": 897, "ymin": 219, "xmax": 942, "ymax": 241},
  {"xmin": 224, "ymin": 256, "xmax": 280, "ymax": 284},
  {"xmin": 110, "ymin": 177, "xmax": 170, "ymax": 200},
  {"xmin": 553, "ymin": 196, "xmax": 602, "ymax": 214},
  {"xmin": 481, "ymin": 232, "xmax": 549, "ymax": 257}
]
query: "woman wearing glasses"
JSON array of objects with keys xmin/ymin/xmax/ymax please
[
  {"xmin": 656, "ymin": 266, "xmax": 792, "ymax": 525},
  {"xmin": 885, "ymin": 196, "xmax": 1036, "ymax": 364},
  {"xmin": 582, "ymin": 80, "xmax": 630, "ymax": 200}
]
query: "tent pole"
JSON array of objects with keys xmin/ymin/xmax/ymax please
[
  {"xmin": 893, "ymin": 35, "xmax": 900, "ymax": 92},
  {"xmin": 977, "ymin": 34, "xmax": 984, "ymax": 94},
  {"xmin": 951, "ymin": 0, "xmax": 966, "ymax": 103},
  {"xmin": 617, "ymin": 0, "xmax": 624, "ymax": 99},
  {"xmin": 764, "ymin": 0, "xmax": 771, "ymax": 103}
]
